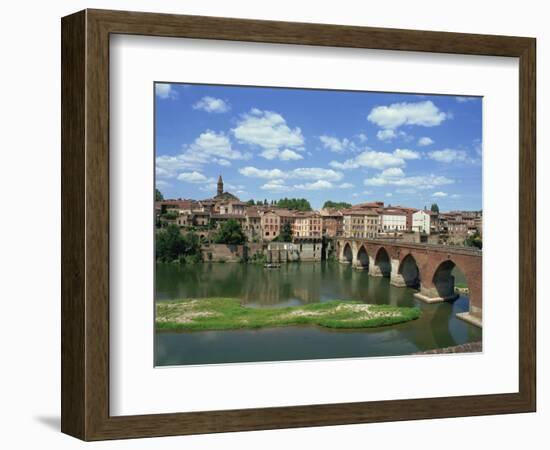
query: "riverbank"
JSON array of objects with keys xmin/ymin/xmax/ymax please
[
  {"xmin": 414, "ymin": 341, "xmax": 482, "ymax": 354},
  {"xmin": 156, "ymin": 298, "xmax": 421, "ymax": 331}
]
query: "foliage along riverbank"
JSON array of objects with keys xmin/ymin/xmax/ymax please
[{"xmin": 156, "ymin": 298, "xmax": 421, "ymax": 331}]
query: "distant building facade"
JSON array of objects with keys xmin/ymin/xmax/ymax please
[
  {"xmin": 379, "ymin": 208, "xmax": 407, "ymax": 233},
  {"xmin": 412, "ymin": 210, "xmax": 432, "ymax": 234},
  {"xmin": 155, "ymin": 177, "xmax": 482, "ymax": 248}
]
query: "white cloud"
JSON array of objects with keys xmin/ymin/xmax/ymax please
[
  {"xmin": 385, "ymin": 193, "xmax": 393, "ymax": 197},
  {"xmin": 450, "ymin": 194, "xmax": 461, "ymax": 199},
  {"xmin": 357, "ymin": 133, "xmax": 368, "ymax": 143},
  {"xmin": 393, "ymin": 148, "xmax": 420, "ymax": 160},
  {"xmin": 199, "ymin": 181, "xmax": 244, "ymax": 193},
  {"xmin": 330, "ymin": 150, "xmax": 406, "ymax": 170},
  {"xmin": 377, "ymin": 129, "xmax": 397, "ymax": 141},
  {"xmin": 198, "ymin": 183, "xmax": 217, "ymax": 192},
  {"xmin": 232, "ymin": 109, "xmax": 304, "ymax": 160},
  {"xmin": 155, "ymin": 83, "xmax": 177, "ymax": 100},
  {"xmin": 363, "ymin": 176, "xmax": 389, "ymax": 186},
  {"xmin": 189, "ymin": 130, "xmax": 247, "ymax": 161},
  {"xmin": 456, "ymin": 96, "xmax": 478, "ymax": 103},
  {"xmin": 278, "ymin": 149, "xmax": 303, "ymax": 161},
  {"xmin": 432, "ymin": 191, "xmax": 448, "ymax": 197},
  {"xmin": 339, "ymin": 182, "xmax": 354, "ymax": 188},
  {"xmin": 428, "ymin": 148, "xmax": 468, "ymax": 163},
  {"xmin": 239, "ymin": 167, "xmax": 286, "ymax": 179},
  {"xmin": 294, "ymin": 180, "xmax": 334, "ymax": 190},
  {"xmin": 376, "ymin": 130, "xmax": 413, "ymax": 142},
  {"xmin": 257, "ymin": 149, "xmax": 279, "ymax": 160},
  {"xmin": 380, "ymin": 167, "xmax": 405, "ymax": 178},
  {"xmin": 192, "ymin": 96, "xmax": 230, "ymax": 113},
  {"xmin": 319, "ymin": 135, "xmax": 356, "ymax": 153},
  {"xmin": 368, "ymin": 100, "xmax": 447, "ymax": 129},
  {"xmin": 291, "ymin": 168, "xmax": 342, "ymax": 181},
  {"xmin": 156, "ymin": 131, "xmax": 250, "ymax": 177},
  {"xmin": 239, "ymin": 166, "xmax": 343, "ymax": 182},
  {"xmin": 418, "ymin": 137, "xmax": 434, "ymax": 146},
  {"xmin": 329, "ymin": 160, "xmax": 360, "ymax": 170},
  {"xmin": 260, "ymin": 179, "xmax": 292, "ymax": 192},
  {"xmin": 473, "ymin": 139, "xmax": 482, "ymax": 156},
  {"xmin": 364, "ymin": 173, "xmax": 454, "ymax": 190},
  {"xmin": 156, "ymin": 180, "xmax": 170, "ymax": 188},
  {"xmin": 155, "ymin": 155, "xmax": 196, "ymax": 177},
  {"xmin": 176, "ymin": 171, "xmax": 214, "ymax": 184}
]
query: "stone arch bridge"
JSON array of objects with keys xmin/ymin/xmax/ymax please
[{"xmin": 336, "ymin": 238, "xmax": 482, "ymax": 327}]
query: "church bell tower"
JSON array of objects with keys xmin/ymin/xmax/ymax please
[{"xmin": 217, "ymin": 175, "xmax": 223, "ymax": 196}]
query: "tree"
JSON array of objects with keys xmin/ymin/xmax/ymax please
[
  {"xmin": 246, "ymin": 199, "xmax": 255, "ymax": 206},
  {"xmin": 161, "ymin": 211, "xmax": 178, "ymax": 220},
  {"xmin": 276, "ymin": 197, "xmax": 312, "ymax": 211},
  {"xmin": 323, "ymin": 200, "xmax": 352, "ymax": 209},
  {"xmin": 155, "ymin": 224, "xmax": 185, "ymax": 261},
  {"xmin": 155, "ymin": 225, "xmax": 202, "ymax": 262},
  {"xmin": 464, "ymin": 231, "xmax": 482, "ymax": 249},
  {"xmin": 181, "ymin": 231, "xmax": 201, "ymax": 256},
  {"xmin": 430, "ymin": 203, "xmax": 440, "ymax": 213},
  {"xmin": 155, "ymin": 188, "xmax": 164, "ymax": 201},
  {"xmin": 273, "ymin": 222, "xmax": 292, "ymax": 242},
  {"xmin": 214, "ymin": 219, "xmax": 246, "ymax": 245}
]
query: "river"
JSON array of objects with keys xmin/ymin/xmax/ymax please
[{"xmin": 155, "ymin": 261, "xmax": 482, "ymax": 366}]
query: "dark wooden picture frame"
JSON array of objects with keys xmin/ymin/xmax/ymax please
[{"xmin": 61, "ymin": 9, "xmax": 536, "ymax": 441}]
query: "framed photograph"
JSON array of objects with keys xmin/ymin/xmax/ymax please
[{"xmin": 61, "ymin": 9, "xmax": 536, "ymax": 440}]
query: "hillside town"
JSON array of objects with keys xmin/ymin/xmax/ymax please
[{"xmin": 157, "ymin": 175, "xmax": 482, "ymax": 247}]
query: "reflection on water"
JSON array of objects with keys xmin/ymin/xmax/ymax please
[{"xmin": 155, "ymin": 262, "xmax": 482, "ymax": 366}]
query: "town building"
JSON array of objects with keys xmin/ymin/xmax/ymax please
[
  {"xmin": 261, "ymin": 210, "xmax": 281, "ymax": 241},
  {"xmin": 244, "ymin": 207, "xmax": 262, "ymax": 242},
  {"xmin": 379, "ymin": 208, "xmax": 408, "ymax": 233},
  {"xmin": 219, "ymin": 200, "xmax": 246, "ymax": 215},
  {"xmin": 341, "ymin": 208, "xmax": 380, "ymax": 239},
  {"xmin": 155, "ymin": 174, "xmax": 482, "ymax": 248},
  {"xmin": 363, "ymin": 209, "xmax": 379, "ymax": 238},
  {"xmin": 319, "ymin": 208, "xmax": 344, "ymax": 237},
  {"xmin": 293, "ymin": 211, "xmax": 322, "ymax": 238},
  {"xmin": 412, "ymin": 210, "xmax": 432, "ymax": 234},
  {"xmin": 475, "ymin": 216, "xmax": 483, "ymax": 237},
  {"xmin": 275, "ymin": 209, "xmax": 297, "ymax": 231}
]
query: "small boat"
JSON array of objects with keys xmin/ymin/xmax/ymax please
[{"xmin": 264, "ymin": 263, "xmax": 281, "ymax": 269}]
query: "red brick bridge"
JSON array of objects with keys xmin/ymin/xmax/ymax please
[{"xmin": 336, "ymin": 238, "xmax": 482, "ymax": 327}]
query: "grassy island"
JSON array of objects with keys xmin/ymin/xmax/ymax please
[{"xmin": 156, "ymin": 298, "xmax": 421, "ymax": 331}]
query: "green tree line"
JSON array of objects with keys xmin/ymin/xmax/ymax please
[
  {"xmin": 155, "ymin": 225, "xmax": 202, "ymax": 263},
  {"xmin": 322, "ymin": 200, "xmax": 352, "ymax": 209},
  {"xmin": 245, "ymin": 197, "xmax": 312, "ymax": 211}
]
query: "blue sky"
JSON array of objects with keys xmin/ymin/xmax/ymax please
[{"xmin": 155, "ymin": 82, "xmax": 482, "ymax": 211}]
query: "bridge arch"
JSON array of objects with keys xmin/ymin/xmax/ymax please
[
  {"xmin": 374, "ymin": 247, "xmax": 391, "ymax": 277},
  {"xmin": 431, "ymin": 259, "xmax": 461, "ymax": 301},
  {"xmin": 355, "ymin": 245, "xmax": 369, "ymax": 269},
  {"xmin": 342, "ymin": 242, "xmax": 353, "ymax": 264},
  {"xmin": 335, "ymin": 237, "xmax": 482, "ymax": 326},
  {"xmin": 398, "ymin": 253, "xmax": 420, "ymax": 288}
]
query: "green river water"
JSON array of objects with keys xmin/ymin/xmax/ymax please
[{"xmin": 155, "ymin": 261, "xmax": 481, "ymax": 366}]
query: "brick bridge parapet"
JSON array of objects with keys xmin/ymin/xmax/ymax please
[{"xmin": 336, "ymin": 238, "xmax": 482, "ymax": 327}]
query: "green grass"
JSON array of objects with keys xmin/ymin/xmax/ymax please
[{"xmin": 156, "ymin": 298, "xmax": 421, "ymax": 331}]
